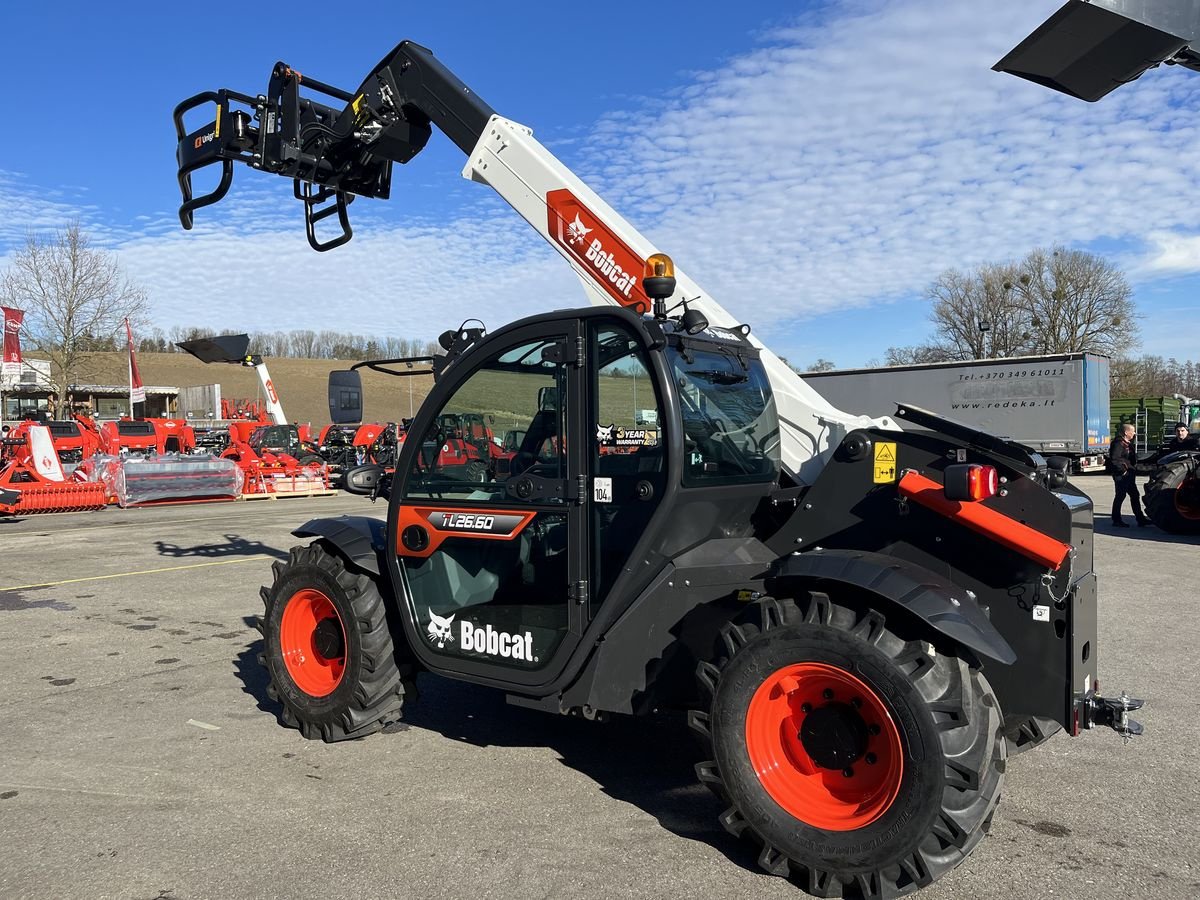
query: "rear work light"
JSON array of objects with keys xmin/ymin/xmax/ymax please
[{"xmin": 944, "ymin": 463, "xmax": 999, "ymax": 502}]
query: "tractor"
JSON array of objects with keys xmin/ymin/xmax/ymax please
[{"xmin": 1143, "ymin": 422, "xmax": 1200, "ymax": 533}]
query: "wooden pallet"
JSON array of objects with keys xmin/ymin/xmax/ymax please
[{"xmin": 239, "ymin": 489, "xmax": 339, "ymax": 501}]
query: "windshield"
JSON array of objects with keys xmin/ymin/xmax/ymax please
[{"xmin": 667, "ymin": 343, "xmax": 780, "ymax": 486}]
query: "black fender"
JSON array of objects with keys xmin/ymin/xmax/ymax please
[
  {"xmin": 1157, "ymin": 449, "xmax": 1200, "ymax": 468},
  {"xmin": 293, "ymin": 515, "xmax": 388, "ymax": 578},
  {"xmin": 768, "ymin": 549, "xmax": 1017, "ymax": 665}
]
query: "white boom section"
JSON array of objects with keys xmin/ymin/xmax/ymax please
[
  {"xmin": 461, "ymin": 115, "xmax": 897, "ymax": 484},
  {"xmin": 251, "ymin": 362, "xmax": 288, "ymax": 425}
]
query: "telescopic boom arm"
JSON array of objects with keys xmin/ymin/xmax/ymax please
[{"xmin": 174, "ymin": 41, "xmax": 892, "ymax": 481}]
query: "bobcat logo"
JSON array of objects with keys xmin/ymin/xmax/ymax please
[
  {"xmin": 596, "ymin": 423, "xmax": 615, "ymax": 443},
  {"xmin": 427, "ymin": 610, "xmax": 456, "ymax": 648},
  {"xmin": 566, "ymin": 214, "xmax": 592, "ymax": 246}
]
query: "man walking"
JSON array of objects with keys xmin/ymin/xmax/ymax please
[{"xmin": 1109, "ymin": 423, "xmax": 1148, "ymax": 528}]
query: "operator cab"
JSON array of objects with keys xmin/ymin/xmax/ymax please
[{"xmin": 373, "ymin": 305, "xmax": 779, "ymax": 690}]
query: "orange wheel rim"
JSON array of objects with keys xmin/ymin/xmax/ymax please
[
  {"xmin": 1175, "ymin": 476, "xmax": 1200, "ymax": 520},
  {"xmin": 279, "ymin": 589, "xmax": 346, "ymax": 697},
  {"xmin": 745, "ymin": 662, "xmax": 904, "ymax": 831}
]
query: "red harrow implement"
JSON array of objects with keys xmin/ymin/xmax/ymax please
[{"xmin": 0, "ymin": 425, "xmax": 108, "ymax": 515}]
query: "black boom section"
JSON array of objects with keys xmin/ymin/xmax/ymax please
[
  {"xmin": 174, "ymin": 41, "xmax": 497, "ymax": 249},
  {"xmin": 359, "ymin": 41, "xmax": 497, "ymax": 156},
  {"xmin": 293, "ymin": 515, "xmax": 388, "ymax": 577},
  {"xmin": 769, "ymin": 549, "xmax": 1017, "ymax": 666}
]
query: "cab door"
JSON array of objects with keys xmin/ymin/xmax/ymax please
[{"xmin": 390, "ymin": 323, "xmax": 587, "ymax": 686}]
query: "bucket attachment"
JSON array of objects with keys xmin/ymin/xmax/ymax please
[{"xmin": 995, "ymin": 0, "xmax": 1200, "ymax": 101}]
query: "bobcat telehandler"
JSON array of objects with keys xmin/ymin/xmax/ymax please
[{"xmin": 174, "ymin": 13, "xmax": 1146, "ymax": 895}]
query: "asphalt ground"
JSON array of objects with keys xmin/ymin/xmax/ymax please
[{"xmin": 0, "ymin": 478, "xmax": 1197, "ymax": 900}]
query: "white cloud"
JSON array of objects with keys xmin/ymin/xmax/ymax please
[
  {"xmin": 576, "ymin": 0, "xmax": 1200, "ymax": 344},
  {"xmin": 1137, "ymin": 231, "xmax": 1200, "ymax": 275},
  {"xmin": 5, "ymin": 0, "xmax": 1200, "ymax": 356}
]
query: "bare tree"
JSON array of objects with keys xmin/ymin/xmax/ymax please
[
  {"xmin": 1110, "ymin": 355, "xmax": 1200, "ymax": 399},
  {"xmin": 0, "ymin": 224, "xmax": 149, "ymax": 401},
  {"xmin": 805, "ymin": 358, "xmax": 838, "ymax": 372},
  {"xmin": 921, "ymin": 247, "xmax": 1138, "ymax": 361},
  {"xmin": 1001, "ymin": 247, "xmax": 1138, "ymax": 357},
  {"xmin": 290, "ymin": 329, "xmax": 319, "ymax": 358},
  {"xmin": 884, "ymin": 344, "xmax": 956, "ymax": 366},
  {"xmin": 925, "ymin": 263, "xmax": 1036, "ymax": 360}
]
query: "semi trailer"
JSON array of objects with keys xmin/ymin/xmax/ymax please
[{"xmin": 803, "ymin": 353, "xmax": 1111, "ymax": 473}]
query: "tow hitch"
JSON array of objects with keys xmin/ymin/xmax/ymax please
[{"xmin": 1081, "ymin": 692, "xmax": 1145, "ymax": 740}]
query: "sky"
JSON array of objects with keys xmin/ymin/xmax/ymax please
[{"xmin": 2, "ymin": 0, "xmax": 1199, "ymax": 368}]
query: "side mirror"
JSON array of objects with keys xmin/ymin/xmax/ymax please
[
  {"xmin": 328, "ymin": 370, "xmax": 363, "ymax": 424},
  {"xmin": 343, "ymin": 463, "xmax": 387, "ymax": 497}
]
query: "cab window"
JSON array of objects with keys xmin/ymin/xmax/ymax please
[
  {"xmin": 667, "ymin": 344, "xmax": 779, "ymax": 486},
  {"xmin": 403, "ymin": 337, "xmax": 567, "ymax": 502}
]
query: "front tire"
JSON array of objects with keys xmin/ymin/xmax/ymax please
[
  {"xmin": 689, "ymin": 594, "xmax": 1005, "ymax": 898},
  {"xmin": 258, "ymin": 543, "xmax": 408, "ymax": 741},
  {"xmin": 1144, "ymin": 456, "xmax": 1200, "ymax": 534}
]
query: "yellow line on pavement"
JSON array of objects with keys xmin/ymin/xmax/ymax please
[{"xmin": 0, "ymin": 556, "xmax": 273, "ymax": 592}]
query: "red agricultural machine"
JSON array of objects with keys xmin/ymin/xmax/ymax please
[
  {"xmin": 317, "ymin": 421, "xmax": 401, "ymax": 483},
  {"xmin": 0, "ymin": 423, "xmax": 108, "ymax": 514},
  {"xmin": 42, "ymin": 418, "xmax": 104, "ymax": 469},
  {"xmin": 98, "ymin": 418, "xmax": 198, "ymax": 456},
  {"xmin": 175, "ymin": 333, "xmax": 331, "ymax": 498},
  {"xmin": 221, "ymin": 421, "xmax": 330, "ymax": 496}
]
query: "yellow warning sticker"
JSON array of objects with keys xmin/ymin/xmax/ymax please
[{"xmin": 873, "ymin": 441, "xmax": 897, "ymax": 484}]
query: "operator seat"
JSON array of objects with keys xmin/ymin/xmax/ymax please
[{"xmin": 511, "ymin": 409, "xmax": 558, "ymax": 475}]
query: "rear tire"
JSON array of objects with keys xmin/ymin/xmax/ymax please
[
  {"xmin": 689, "ymin": 594, "xmax": 1005, "ymax": 898},
  {"xmin": 1003, "ymin": 715, "xmax": 1062, "ymax": 756},
  {"xmin": 259, "ymin": 543, "xmax": 408, "ymax": 741},
  {"xmin": 1144, "ymin": 456, "xmax": 1200, "ymax": 534}
]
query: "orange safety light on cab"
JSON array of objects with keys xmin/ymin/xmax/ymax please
[
  {"xmin": 944, "ymin": 463, "xmax": 999, "ymax": 502},
  {"xmin": 643, "ymin": 253, "xmax": 676, "ymax": 310}
]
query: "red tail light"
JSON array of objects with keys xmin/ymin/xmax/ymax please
[{"xmin": 944, "ymin": 463, "xmax": 999, "ymax": 502}]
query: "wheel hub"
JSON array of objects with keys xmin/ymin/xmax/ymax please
[
  {"xmin": 312, "ymin": 616, "xmax": 345, "ymax": 660},
  {"xmin": 800, "ymin": 702, "xmax": 869, "ymax": 769}
]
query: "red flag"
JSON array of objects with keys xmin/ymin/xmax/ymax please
[
  {"xmin": 126, "ymin": 318, "xmax": 146, "ymax": 404},
  {"xmin": 2, "ymin": 306, "xmax": 23, "ymax": 375}
]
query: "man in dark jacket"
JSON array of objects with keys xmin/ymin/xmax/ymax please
[
  {"xmin": 1109, "ymin": 423, "xmax": 1148, "ymax": 527},
  {"xmin": 1166, "ymin": 422, "xmax": 1199, "ymax": 453}
]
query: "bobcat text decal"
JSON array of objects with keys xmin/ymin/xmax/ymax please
[
  {"xmin": 425, "ymin": 610, "xmax": 536, "ymax": 662},
  {"xmin": 546, "ymin": 189, "xmax": 650, "ymax": 314}
]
